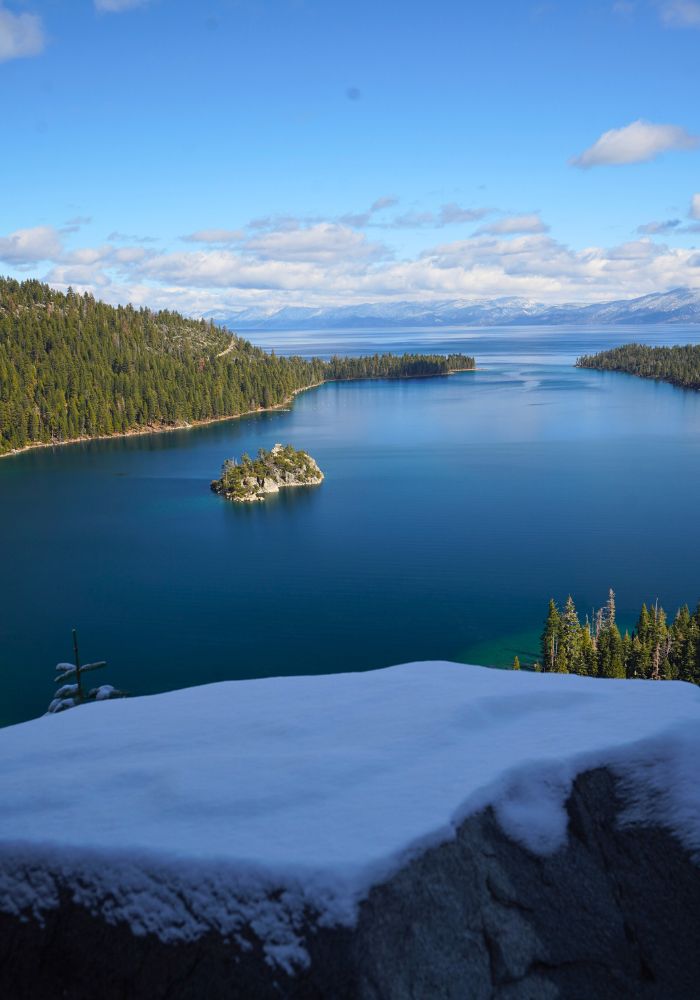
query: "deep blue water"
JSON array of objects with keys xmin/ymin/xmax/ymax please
[{"xmin": 2, "ymin": 325, "xmax": 700, "ymax": 727}]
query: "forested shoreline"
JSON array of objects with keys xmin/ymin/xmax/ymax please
[
  {"xmin": 0, "ymin": 278, "xmax": 474, "ymax": 456},
  {"xmin": 577, "ymin": 343, "xmax": 700, "ymax": 390},
  {"xmin": 519, "ymin": 589, "xmax": 700, "ymax": 685}
]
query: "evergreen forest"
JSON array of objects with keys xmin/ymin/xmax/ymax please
[
  {"xmin": 525, "ymin": 589, "xmax": 700, "ymax": 685},
  {"xmin": 0, "ymin": 278, "xmax": 475, "ymax": 455},
  {"xmin": 577, "ymin": 343, "xmax": 700, "ymax": 390}
]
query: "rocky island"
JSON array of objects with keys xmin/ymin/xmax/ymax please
[{"xmin": 211, "ymin": 443, "xmax": 324, "ymax": 502}]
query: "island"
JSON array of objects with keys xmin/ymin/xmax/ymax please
[{"xmin": 211, "ymin": 443, "xmax": 324, "ymax": 502}]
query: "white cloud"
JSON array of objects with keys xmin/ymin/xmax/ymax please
[
  {"xmin": 388, "ymin": 210, "xmax": 436, "ymax": 229},
  {"xmin": 62, "ymin": 245, "xmax": 114, "ymax": 266},
  {"xmin": 244, "ymin": 222, "xmax": 387, "ymax": 264},
  {"xmin": 370, "ymin": 195, "xmax": 399, "ymax": 213},
  {"xmin": 0, "ymin": 226, "xmax": 62, "ymax": 264},
  {"xmin": 242, "ymin": 200, "xmax": 488, "ymax": 234},
  {"xmin": 138, "ymin": 251, "xmax": 322, "ymax": 291},
  {"xmin": 45, "ymin": 264, "xmax": 112, "ymax": 288},
  {"xmin": 638, "ymin": 197, "xmax": 700, "ymax": 234},
  {"xmin": 340, "ymin": 196, "xmax": 399, "ymax": 228},
  {"xmin": 658, "ymin": 1, "xmax": 700, "ymax": 26},
  {"xmin": 637, "ymin": 219, "xmax": 681, "ymax": 234},
  {"xmin": 94, "ymin": 0, "xmax": 149, "ymax": 11},
  {"xmin": 475, "ymin": 213, "xmax": 549, "ymax": 236},
  {"xmin": 182, "ymin": 229, "xmax": 245, "ymax": 245},
  {"xmin": 6, "ymin": 210, "xmax": 700, "ymax": 316},
  {"xmin": 248, "ymin": 214, "xmax": 319, "ymax": 232},
  {"xmin": 112, "ymin": 246, "xmax": 150, "ymax": 264},
  {"xmin": 437, "ymin": 203, "xmax": 489, "ymax": 226},
  {"xmin": 571, "ymin": 120, "xmax": 699, "ymax": 167},
  {"xmin": 81, "ymin": 229, "xmax": 700, "ymax": 310},
  {"xmin": 106, "ymin": 230, "xmax": 157, "ymax": 244},
  {"xmin": 367, "ymin": 204, "xmax": 490, "ymax": 230},
  {"xmin": 605, "ymin": 239, "xmax": 665, "ymax": 260},
  {"xmin": 0, "ymin": 5, "xmax": 44, "ymax": 62}
]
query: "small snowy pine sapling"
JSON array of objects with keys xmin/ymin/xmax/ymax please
[{"xmin": 47, "ymin": 629, "xmax": 126, "ymax": 714}]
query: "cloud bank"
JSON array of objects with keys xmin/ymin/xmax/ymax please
[{"xmin": 3, "ymin": 203, "xmax": 699, "ymax": 318}]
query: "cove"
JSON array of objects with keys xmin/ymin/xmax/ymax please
[{"xmin": 2, "ymin": 325, "xmax": 700, "ymax": 727}]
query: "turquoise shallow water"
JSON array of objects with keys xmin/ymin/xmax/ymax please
[{"xmin": 2, "ymin": 325, "xmax": 700, "ymax": 727}]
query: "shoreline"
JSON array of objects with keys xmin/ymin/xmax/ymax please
[{"xmin": 0, "ymin": 367, "xmax": 476, "ymax": 463}]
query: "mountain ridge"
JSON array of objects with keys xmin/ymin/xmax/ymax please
[{"xmin": 208, "ymin": 287, "xmax": 700, "ymax": 330}]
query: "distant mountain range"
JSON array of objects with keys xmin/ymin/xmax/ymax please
[{"xmin": 209, "ymin": 287, "xmax": 700, "ymax": 331}]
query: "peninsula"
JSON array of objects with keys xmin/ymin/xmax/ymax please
[
  {"xmin": 577, "ymin": 343, "xmax": 700, "ymax": 390},
  {"xmin": 0, "ymin": 277, "xmax": 475, "ymax": 458},
  {"xmin": 211, "ymin": 443, "xmax": 324, "ymax": 502}
]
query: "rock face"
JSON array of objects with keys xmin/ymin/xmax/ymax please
[
  {"xmin": 2, "ymin": 767, "xmax": 699, "ymax": 999},
  {"xmin": 211, "ymin": 443, "xmax": 324, "ymax": 502}
]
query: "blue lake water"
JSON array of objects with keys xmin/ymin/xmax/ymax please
[{"xmin": 2, "ymin": 325, "xmax": 700, "ymax": 727}]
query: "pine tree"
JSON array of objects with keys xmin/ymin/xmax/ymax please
[
  {"xmin": 621, "ymin": 631, "xmax": 633, "ymax": 678},
  {"xmin": 597, "ymin": 622, "xmax": 625, "ymax": 678},
  {"xmin": 560, "ymin": 596, "xmax": 582, "ymax": 674},
  {"xmin": 512, "ymin": 655, "xmax": 521, "ymax": 671},
  {"xmin": 605, "ymin": 588, "xmax": 616, "ymax": 628},
  {"xmin": 540, "ymin": 599, "xmax": 561, "ymax": 673},
  {"xmin": 650, "ymin": 602, "xmax": 670, "ymax": 680},
  {"xmin": 47, "ymin": 629, "xmax": 126, "ymax": 714},
  {"xmin": 580, "ymin": 619, "xmax": 597, "ymax": 676}
]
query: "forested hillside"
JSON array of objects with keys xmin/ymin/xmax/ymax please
[
  {"xmin": 0, "ymin": 278, "xmax": 474, "ymax": 455},
  {"xmin": 577, "ymin": 343, "xmax": 700, "ymax": 389}
]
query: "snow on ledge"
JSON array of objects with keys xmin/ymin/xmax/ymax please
[{"xmin": 2, "ymin": 662, "xmax": 700, "ymax": 970}]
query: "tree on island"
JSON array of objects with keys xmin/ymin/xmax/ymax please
[{"xmin": 211, "ymin": 443, "xmax": 323, "ymax": 502}]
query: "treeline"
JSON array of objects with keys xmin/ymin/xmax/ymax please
[
  {"xmin": 577, "ymin": 343, "xmax": 700, "ymax": 390},
  {"xmin": 0, "ymin": 278, "xmax": 474, "ymax": 455},
  {"xmin": 523, "ymin": 589, "xmax": 700, "ymax": 685},
  {"xmin": 326, "ymin": 353, "xmax": 472, "ymax": 380}
]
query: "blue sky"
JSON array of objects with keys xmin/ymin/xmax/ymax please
[{"xmin": 1, "ymin": 0, "xmax": 699, "ymax": 313}]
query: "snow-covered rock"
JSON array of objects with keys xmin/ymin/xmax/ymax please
[{"xmin": 2, "ymin": 662, "xmax": 700, "ymax": 997}]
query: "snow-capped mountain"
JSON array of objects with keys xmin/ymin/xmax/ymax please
[{"xmin": 207, "ymin": 287, "xmax": 700, "ymax": 330}]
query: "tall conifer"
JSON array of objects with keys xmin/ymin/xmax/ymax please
[{"xmin": 540, "ymin": 599, "xmax": 561, "ymax": 673}]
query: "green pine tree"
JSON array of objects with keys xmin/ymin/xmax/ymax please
[{"xmin": 540, "ymin": 599, "xmax": 561, "ymax": 673}]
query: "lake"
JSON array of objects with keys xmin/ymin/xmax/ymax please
[{"xmin": 2, "ymin": 325, "xmax": 700, "ymax": 727}]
